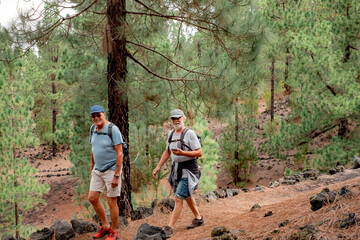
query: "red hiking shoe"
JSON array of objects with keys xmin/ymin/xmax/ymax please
[
  {"xmin": 93, "ymin": 227, "xmax": 111, "ymax": 239},
  {"xmin": 105, "ymin": 230, "xmax": 119, "ymax": 240}
]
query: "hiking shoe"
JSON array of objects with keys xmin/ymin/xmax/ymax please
[
  {"xmin": 162, "ymin": 226, "xmax": 173, "ymax": 237},
  {"xmin": 93, "ymin": 227, "xmax": 111, "ymax": 239},
  {"xmin": 186, "ymin": 217, "xmax": 204, "ymax": 229},
  {"xmin": 105, "ymin": 230, "xmax": 119, "ymax": 240}
]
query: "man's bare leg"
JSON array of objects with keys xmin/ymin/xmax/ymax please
[
  {"xmin": 186, "ymin": 196, "xmax": 201, "ymax": 219},
  {"xmin": 107, "ymin": 197, "xmax": 119, "ymax": 231},
  {"xmin": 169, "ymin": 197, "xmax": 183, "ymax": 228},
  {"xmin": 88, "ymin": 191, "xmax": 110, "ymax": 228}
]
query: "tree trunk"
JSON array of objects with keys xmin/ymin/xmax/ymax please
[
  {"xmin": 234, "ymin": 103, "xmax": 240, "ymax": 184},
  {"xmin": 284, "ymin": 47, "xmax": 291, "ymax": 93},
  {"xmin": 106, "ymin": 0, "xmax": 133, "ymax": 217},
  {"xmin": 338, "ymin": 118, "xmax": 348, "ymax": 138},
  {"xmin": 51, "ymin": 80, "xmax": 57, "ymax": 156},
  {"xmin": 51, "ymin": 68, "xmax": 57, "ymax": 156},
  {"xmin": 51, "ymin": 51, "xmax": 58, "ymax": 156},
  {"xmin": 270, "ymin": 60, "xmax": 275, "ymax": 122},
  {"xmin": 145, "ymin": 125, "xmax": 149, "ymax": 156},
  {"xmin": 339, "ymin": 6, "xmax": 350, "ymax": 137},
  {"xmin": 10, "ymin": 67, "xmax": 19, "ymax": 239}
]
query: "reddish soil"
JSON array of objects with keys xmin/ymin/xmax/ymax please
[
  {"xmin": 21, "ymin": 97, "xmax": 360, "ymax": 239},
  {"xmin": 22, "ymin": 145, "xmax": 360, "ymax": 240}
]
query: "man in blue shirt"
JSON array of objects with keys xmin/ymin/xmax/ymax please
[{"xmin": 88, "ymin": 105, "xmax": 124, "ymax": 240}]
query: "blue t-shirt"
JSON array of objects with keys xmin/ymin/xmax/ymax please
[{"xmin": 90, "ymin": 122, "xmax": 124, "ymax": 171}]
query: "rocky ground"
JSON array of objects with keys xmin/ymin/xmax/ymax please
[
  {"xmin": 18, "ymin": 144, "xmax": 360, "ymax": 240},
  {"xmin": 15, "ymin": 97, "xmax": 360, "ymax": 239}
]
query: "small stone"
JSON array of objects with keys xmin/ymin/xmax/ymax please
[{"xmin": 264, "ymin": 211, "xmax": 273, "ymax": 217}]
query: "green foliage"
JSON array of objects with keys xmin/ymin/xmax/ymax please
[
  {"xmin": 261, "ymin": 0, "xmax": 360, "ymax": 169},
  {"xmin": 263, "ymin": 117, "xmax": 280, "ymax": 138},
  {"xmin": 313, "ymin": 134, "xmax": 360, "ymax": 171},
  {"xmin": 262, "ymin": 82, "xmax": 285, "ymax": 109},
  {"xmin": 284, "ymin": 168, "xmax": 297, "ymax": 177},
  {"xmin": 129, "ymin": 123, "xmax": 168, "ymax": 192},
  {"xmin": 53, "ymin": 28, "xmax": 108, "ymax": 209},
  {"xmin": 293, "ymin": 144, "xmax": 309, "ymax": 170},
  {"xmin": 0, "ymin": 46, "xmax": 49, "ymax": 238},
  {"xmin": 219, "ymin": 103, "xmax": 258, "ymax": 185},
  {"xmin": 192, "ymin": 117, "xmax": 219, "ymax": 194}
]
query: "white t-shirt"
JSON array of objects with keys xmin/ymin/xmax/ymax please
[{"xmin": 166, "ymin": 128, "xmax": 201, "ymax": 163}]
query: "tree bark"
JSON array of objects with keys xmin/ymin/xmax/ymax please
[
  {"xmin": 338, "ymin": 118, "xmax": 348, "ymax": 138},
  {"xmin": 270, "ymin": 60, "xmax": 275, "ymax": 122},
  {"xmin": 284, "ymin": 47, "xmax": 291, "ymax": 93},
  {"xmin": 51, "ymin": 52, "xmax": 58, "ymax": 156},
  {"xmin": 10, "ymin": 66, "xmax": 19, "ymax": 239},
  {"xmin": 234, "ymin": 103, "xmax": 240, "ymax": 184},
  {"xmin": 106, "ymin": 0, "xmax": 133, "ymax": 217}
]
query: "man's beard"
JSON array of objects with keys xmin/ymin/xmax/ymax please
[{"xmin": 172, "ymin": 121, "xmax": 184, "ymax": 130}]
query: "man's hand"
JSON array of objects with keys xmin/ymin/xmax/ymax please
[
  {"xmin": 111, "ymin": 177, "xmax": 119, "ymax": 188},
  {"xmin": 172, "ymin": 148, "xmax": 184, "ymax": 156},
  {"xmin": 152, "ymin": 166, "xmax": 160, "ymax": 179}
]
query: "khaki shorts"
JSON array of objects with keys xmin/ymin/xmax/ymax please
[{"xmin": 90, "ymin": 169, "xmax": 122, "ymax": 197}]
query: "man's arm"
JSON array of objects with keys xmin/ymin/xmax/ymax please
[
  {"xmin": 111, "ymin": 144, "xmax": 124, "ymax": 188},
  {"xmin": 172, "ymin": 147, "xmax": 202, "ymax": 158},
  {"xmin": 172, "ymin": 130, "xmax": 202, "ymax": 158},
  {"xmin": 91, "ymin": 152, "xmax": 95, "ymax": 171},
  {"xmin": 152, "ymin": 149, "xmax": 171, "ymax": 179}
]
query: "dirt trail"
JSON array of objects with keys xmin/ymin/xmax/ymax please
[
  {"xmin": 118, "ymin": 170, "xmax": 360, "ymax": 240},
  {"xmin": 69, "ymin": 169, "xmax": 360, "ymax": 240},
  {"xmin": 23, "ymin": 144, "xmax": 360, "ymax": 239}
]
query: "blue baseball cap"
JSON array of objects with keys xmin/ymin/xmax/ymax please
[{"xmin": 90, "ymin": 105, "xmax": 105, "ymax": 114}]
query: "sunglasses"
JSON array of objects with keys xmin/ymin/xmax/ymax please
[
  {"xmin": 91, "ymin": 113, "xmax": 102, "ymax": 118},
  {"xmin": 171, "ymin": 117, "xmax": 181, "ymax": 120}
]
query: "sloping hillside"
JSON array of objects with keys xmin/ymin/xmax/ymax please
[
  {"xmin": 114, "ymin": 169, "xmax": 360, "ymax": 240},
  {"xmin": 23, "ymin": 166, "xmax": 359, "ymax": 240}
]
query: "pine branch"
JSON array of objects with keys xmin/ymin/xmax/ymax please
[
  {"xmin": 127, "ymin": 52, "xmax": 200, "ymax": 82},
  {"xmin": 133, "ymin": 0, "xmax": 227, "ymax": 33},
  {"xmin": 297, "ymin": 125, "xmax": 337, "ymax": 146},
  {"xmin": 127, "ymin": 40, "xmax": 216, "ymax": 77},
  {"xmin": 309, "ymin": 52, "xmax": 337, "ymax": 96},
  {"xmin": 2, "ymin": 0, "xmax": 99, "ymax": 62}
]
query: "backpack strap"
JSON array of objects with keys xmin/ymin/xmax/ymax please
[
  {"xmin": 167, "ymin": 128, "xmax": 193, "ymax": 152},
  {"xmin": 90, "ymin": 124, "xmax": 96, "ymax": 143},
  {"xmin": 167, "ymin": 129, "xmax": 175, "ymax": 153},
  {"xmin": 179, "ymin": 127, "xmax": 191, "ymax": 150},
  {"xmin": 90, "ymin": 123, "xmax": 114, "ymax": 144},
  {"xmin": 108, "ymin": 122, "xmax": 114, "ymax": 144}
]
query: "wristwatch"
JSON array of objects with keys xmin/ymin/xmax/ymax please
[{"xmin": 114, "ymin": 174, "xmax": 120, "ymax": 179}]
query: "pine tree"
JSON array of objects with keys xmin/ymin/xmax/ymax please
[
  {"xmin": 12, "ymin": 0, "xmax": 267, "ymax": 216},
  {"xmin": 262, "ymin": 0, "xmax": 360, "ymax": 169},
  {"xmin": 0, "ymin": 31, "xmax": 49, "ymax": 238}
]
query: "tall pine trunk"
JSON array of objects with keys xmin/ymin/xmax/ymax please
[
  {"xmin": 284, "ymin": 47, "xmax": 291, "ymax": 93},
  {"xmin": 338, "ymin": 5, "xmax": 350, "ymax": 138},
  {"xmin": 10, "ymin": 66, "xmax": 19, "ymax": 239},
  {"xmin": 51, "ymin": 53, "xmax": 58, "ymax": 156},
  {"xmin": 106, "ymin": 0, "xmax": 133, "ymax": 217},
  {"xmin": 234, "ymin": 103, "xmax": 240, "ymax": 184},
  {"xmin": 270, "ymin": 60, "xmax": 275, "ymax": 122}
]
